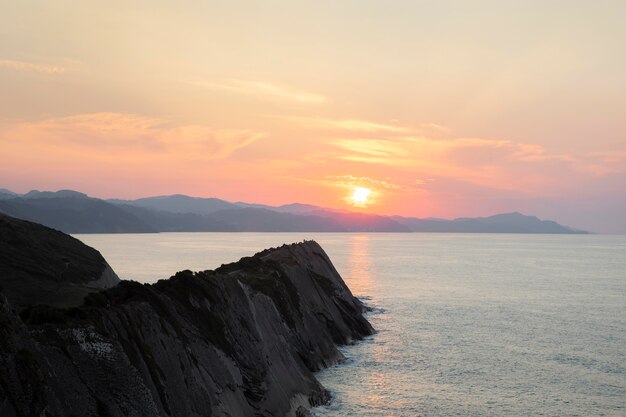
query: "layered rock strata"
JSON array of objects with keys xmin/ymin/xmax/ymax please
[{"xmin": 0, "ymin": 214, "xmax": 373, "ymax": 416}]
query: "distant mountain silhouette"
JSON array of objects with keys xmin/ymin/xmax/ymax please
[
  {"xmin": 0, "ymin": 188, "xmax": 587, "ymax": 233},
  {"xmin": 109, "ymin": 194, "xmax": 239, "ymax": 215},
  {"xmin": 109, "ymin": 195, "xmax": 409, "ymax": 232},
  {"xmin": 0, "ymin": 192, "xmax": 236, "ymax": 233},
  {"xmin": 22, "ymin": 189, "xmax": 89, "ymax": 199},
  {"xmin": 0, "ymin": 188, "xmax": 18, "ymax": 199},
  {"xmin": 208, "ymin": 207, "xmax": 347, "ymax": 232},
  {"xmin": 0, "ymin": 194, "xmax": 156, "ymax": 233},
  {"xmin": 115, "ymin": 204, "xmax": 235, "ymax": 232},
  {"xmin": 274, "ymin": 203, "xmax": 331, "ymax": 214},
  {"xmin": 393, "ymin": 212, "xmax": 586, "ymax": 233}
]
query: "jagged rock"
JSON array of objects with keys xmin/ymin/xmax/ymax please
[{"xmin": 0, "ymin": 214, "xmax": 373, "ymax": 416}]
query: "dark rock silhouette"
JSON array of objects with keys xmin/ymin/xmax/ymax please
[
  {"xmin": 0, "ymin": 213, "xmax": 119, "ymax": 309},
  {"xmin": 0, "ymin": 214, "xmax": 374, "ymax": 416}
]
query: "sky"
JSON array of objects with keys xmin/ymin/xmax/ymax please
[{"xmin": 1, "ymin": 1, "xmax": 625, "ymax": 233}]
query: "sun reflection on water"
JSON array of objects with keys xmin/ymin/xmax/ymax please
[{"xmin": 344, "ymin": 235, "xmax": 376, "ymax": 299}]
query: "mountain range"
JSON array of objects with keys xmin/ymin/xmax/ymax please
[{"xmin": 0, "ymin": 188, "xmax": 588, "ymax": 234}]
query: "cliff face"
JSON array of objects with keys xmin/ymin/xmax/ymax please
[
  {"xmin": 0, "ymin": 215, "xmax": 374, "ymax": 417},
  {"xmin": 0, "ymin": 213, "xmax": 120, "ymax": 309}
]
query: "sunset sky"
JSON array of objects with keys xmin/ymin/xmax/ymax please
[{"xmin": 1, "ymin": 1, "xmax": 625, "ymax": 232}]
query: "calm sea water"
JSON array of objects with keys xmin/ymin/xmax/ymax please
[{"xmin": 75, "ymin": 233, "xmax": 626, "ymax": 416}]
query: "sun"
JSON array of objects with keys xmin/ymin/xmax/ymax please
[{"xmin": 351, "ymin": 187, "xmax": 372, "ymax": 206}]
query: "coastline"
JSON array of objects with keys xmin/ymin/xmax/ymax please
[
  {"xmin": 311, "ymin": 297, "xmax": 383, "ymax": 416},
  {"xmin": 0, "ymin": 214, "xmax": 375, "ymax": 416}
]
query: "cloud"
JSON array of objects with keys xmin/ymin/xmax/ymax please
[
  {"xmin": 0, "ymin": 59, "xmax": 66, "ymax": 74},
  {"xmin": 194, "ymin": 79, "xmax": 327, "ymax": 104},
  {"xmin": 281, "ymin": 116, "xmax": 411, "ymax": 133},
  {"xmin": 0, "ymin": 113, "xmax": 265, "ymax": 161},
  {"xmin": 279, "ymin": 116, "xmax": 453, "ymax": 136},
  {"xmin": 322, "ymin": 175, "xmax": 402, "ymax": 190},
  {"xmin": 330, "ymin": 136, "xmax": 563, "ymax": 169},
  {"xmin": 418, "ymin": 122, "xmax": 450, "ymax": 133},
  {"xmin": 332, "ymin": 138, "xmax": 407, "ymax": 157},
  {"xmin": 319, "ymin": 133, "xmax": 625, "ymax": 196},
  {"xmin": 581, "ymin": 151, "xmax": 626, "ymax": 175}
]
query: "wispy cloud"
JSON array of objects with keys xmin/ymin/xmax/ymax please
[
  {"xmin": 194, "ymin": 79, "xmax": 327, "ymax": 104},
  {"xmin": 329, "ymin": 136, "xmax": 560, "ymax": 168},
  {"xmin": 317, "ymin": 134, "xmax": 623, "ymax": 195},
  {"xmin": 281, "ymin": 116, "xmax": 411, "ymax": 133},
  {"xmin": 586, "ymin": 150, "xmax": 626, "ymax": 165},
  {"xmin": 0, "ymin": 113, "xmax": 265, "ymax": 160},
  {"xmin": 417, "ymin": 122, "xmax": 450, "ymax": 133},
  {"xmin": 332, "ymin": 138, "xmax": 407, "ymax": 157},
  {"xmin": 279, "ymin": 116, "xmax": 451, "ymax": 135},
  {"xmin": 0, "ymin": 59, "xmax": 66, "ymax": 74},
  {"xmin": 322, "ymin": 175, "xmax": 402, "ymax": 190},
  {"xmin": 579, "ymin": 151, "xmax": 626, "ymax": 175}
]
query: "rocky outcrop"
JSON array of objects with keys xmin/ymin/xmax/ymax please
[
  {"xmin": 0, "ymin": 213, "xmax": 120, "ymax": 309},
  {"xmin": 0, "ymin": 214, "xmax": 374, "ymax": 416}
]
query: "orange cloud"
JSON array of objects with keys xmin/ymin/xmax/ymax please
[
  {"xmin": 331, "ymin": 136, "xmax": 535, "ymax": 169},
  {"xmin": 318, "ymin": 132, "xmax": 621, "ymax": 197},
  {"xmin": 194, "ymin": 79, "xmax": 327, "ymax": 104},
  {"xmin": 281, "ymin": 116, "xmax": 411, "ymax": 133},
  {"xmin": 325, "ymin": 175, "xmax": 402, "ymax": 190},
  {"xmin": 0, "ymin": 113, "xmax": 265, "ymax": 160},
  {"xmin": 417, "ymin": 123, "xmax": 450, "ymax": 133},
  {"xmin": 0, "ymin": 59, "xmax": 66, "ymax": 74}
]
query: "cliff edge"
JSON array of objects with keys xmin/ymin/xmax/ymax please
[
  {"xmin": 0, "ymin": 214, "xmax": 374, "ymax": 416},
  {"xmin": 0, "ymin": 213, "xmax": 120, "ymax": 309}
]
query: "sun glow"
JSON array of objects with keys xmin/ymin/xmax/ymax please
[{"xmin": 351, "ymin": 187, "xmax": 372, "ymax": 206}]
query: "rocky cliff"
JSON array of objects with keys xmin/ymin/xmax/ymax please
[
  {"xmin": 0, "ymin": 214, "xmax": 374, "ymax": 416},
  {"xmin": 0, "ymin": 213, "xmax": 120, "ymax": 309}
]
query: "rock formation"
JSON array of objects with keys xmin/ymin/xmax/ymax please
[
  {"xmin": 0, "ymin": 213, "xmax": 120, "ymax": 309},
  {"xmin": 0, "ymin": 213, "xmax": 374, "ymax": 416}
]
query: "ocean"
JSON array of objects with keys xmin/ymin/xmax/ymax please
[{"xmin": 76, "ymin": 233, "xmax": 626, "ymax": 416}]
